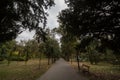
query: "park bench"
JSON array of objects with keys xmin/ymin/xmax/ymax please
[{"xmin": 81, "ymin": 64, "xmax": 90, "ymax": 74}]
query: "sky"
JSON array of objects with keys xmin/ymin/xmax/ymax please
[{"xmin": 16, "ymin": 0, "xmax": 67, "ymax": 42}]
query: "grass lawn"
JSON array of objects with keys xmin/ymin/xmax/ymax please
[
  {"xmin": 71, "ymin": 61, "xmax": 120, "ymax": 80},
  {"xmin": 0, "ymin": 59, "xmax": 50, "ymax": 80}
]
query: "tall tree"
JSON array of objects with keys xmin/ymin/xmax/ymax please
[
  {"xmin": 58, "ymin": 0, "xmax": 120, "ymax": 55},
  {"xmin": 44, "ymin": 37, "xmax": 60, "ymax": 64},
  {"xmin": 55, "ymin": 27, "xmax": 76, "ymax": 61}
]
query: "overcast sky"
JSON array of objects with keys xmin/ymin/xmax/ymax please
[{"xmin": 16, "ymin": 0, "xmax": 67, "ymax": 42}]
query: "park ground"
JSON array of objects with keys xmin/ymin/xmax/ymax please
[
  {"xmin": 71, "ymin": 60, "xmax": 120, "ymax": 80},
  {"xmin": 0, "ymin": 59, "xmax": 50, "ymax": 80},
  {"xmin": 0, "ymin": 58, "xmax": 120, "ymax": 80}
]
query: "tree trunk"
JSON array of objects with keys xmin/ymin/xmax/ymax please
[
  {"xmin": 8, "ymin": 51, "xmax": 12, "ymax": 66},
  {"xmin": 76, "ymin": 51, "xmax": 80, "ymax": 71},
  {"xmin": 48, "ymin": 57, "xmax": 50, "ymax": 65},
  {"xmin": 39, "ymin": 53, "xmax": 42, "ymax": 69},
  {"xmin": 25, "ymin": 52, "xmax": 28, "ymax": 65},
  {"xmin": 52, "ymin": 56, "xmax": 54, "ymax": 63},
  {"xmin": 71, "ymin": 55, "xmax": 72, "ymax": 64}
]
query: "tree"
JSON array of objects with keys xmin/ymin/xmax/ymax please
[
  {"xmin": 40, "ymin": 28, "xmax": 61, "ymax": 64},
  {"xmin": 58, "ymin": 0, "xmax": 120, "ymax": 50},
  {"xmin": 58, "ymin": 0, "xmax": 120, "ymax": 60},
  {"xmin": 55, "ymin": 26, "xmax": 76, "ymax": 61},
  {"xmin": 86, "ymin": 39, "xmax": 100, "ymax": 64},
  {"xmin": 44, "ymin": 37, "xmax": 60, "ymax": 64},
  {"xmin": 0, "ymin": 0, "xmax": 55, "ymax": 43},
  {"xmin": 0, "ymin": 40, "xmax": 17, "ymax": 65}
]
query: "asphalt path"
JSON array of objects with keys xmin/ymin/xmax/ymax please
[{"xmin": 37, "ymin": 58, "xmax": 88, "ymax": 80}]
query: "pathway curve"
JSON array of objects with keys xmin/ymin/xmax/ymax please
[{"xmin": 37, "ymin": 58, "xmax": 88, "ymax": 80}]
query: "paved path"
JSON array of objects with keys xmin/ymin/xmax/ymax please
[{"xmin": 37, "ymin": 58, "xmax": 88, "ymax": 80}]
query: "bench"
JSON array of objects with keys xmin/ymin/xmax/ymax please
[{"xmin": 81, "ymin": 64, "xmax": 90, "ymax": 74}]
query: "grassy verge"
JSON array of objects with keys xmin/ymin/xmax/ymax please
[
  {"xmin": 71, "ymin": 61, "xmax": 120, "ymax": 80},
  {"xmin": 81, "ymin": 62, "xmax": 120, "ymax": 74},
  {"xmin": 0, "ymin": 59, "xmax": 50, "ymax": 80}
]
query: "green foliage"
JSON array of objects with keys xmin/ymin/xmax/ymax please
[
  {"xmin": 0, "ymin": 0, "xmax": 55, "ymax": 43},
  {"xmin": 58, "ymin": 0, "xmax": 120, "ymax": 65},
  {"xmin": 61, "ymin": 37, "xmax": 76, "ymax": 61},
  {"xmin": 44, "ymin": 37, "xmax": 60, "ymax": 59},
  {"xmin": 58, "ymin": 0, "xmax": 120, "ymax": 54},
  {"xmin": 0, "ymin": 40, "xmax": 39, "ymax": 61},
  {"xmin": 0, "ymin": 40, "xmax": 16, "ymax": 60},
  {"xmin": 36, "ymin": 28, "xmax": 61, "ymax": 64},
  {"xmin": 56, "ymin": 26, "xmax": 77, "ymax": 61}
]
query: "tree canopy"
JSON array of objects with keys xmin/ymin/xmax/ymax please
[
  {"xmin": 0, "ymin": 0, "xmax": 54, "ymax": 43},
  {"xmin": 58, "ymin": 0, "xmax": 120, "ymax": 53}
]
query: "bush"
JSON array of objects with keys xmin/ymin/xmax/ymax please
[{"xmin": 7, "ymin": 56, "xmax": 27, "ymax": 61}]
